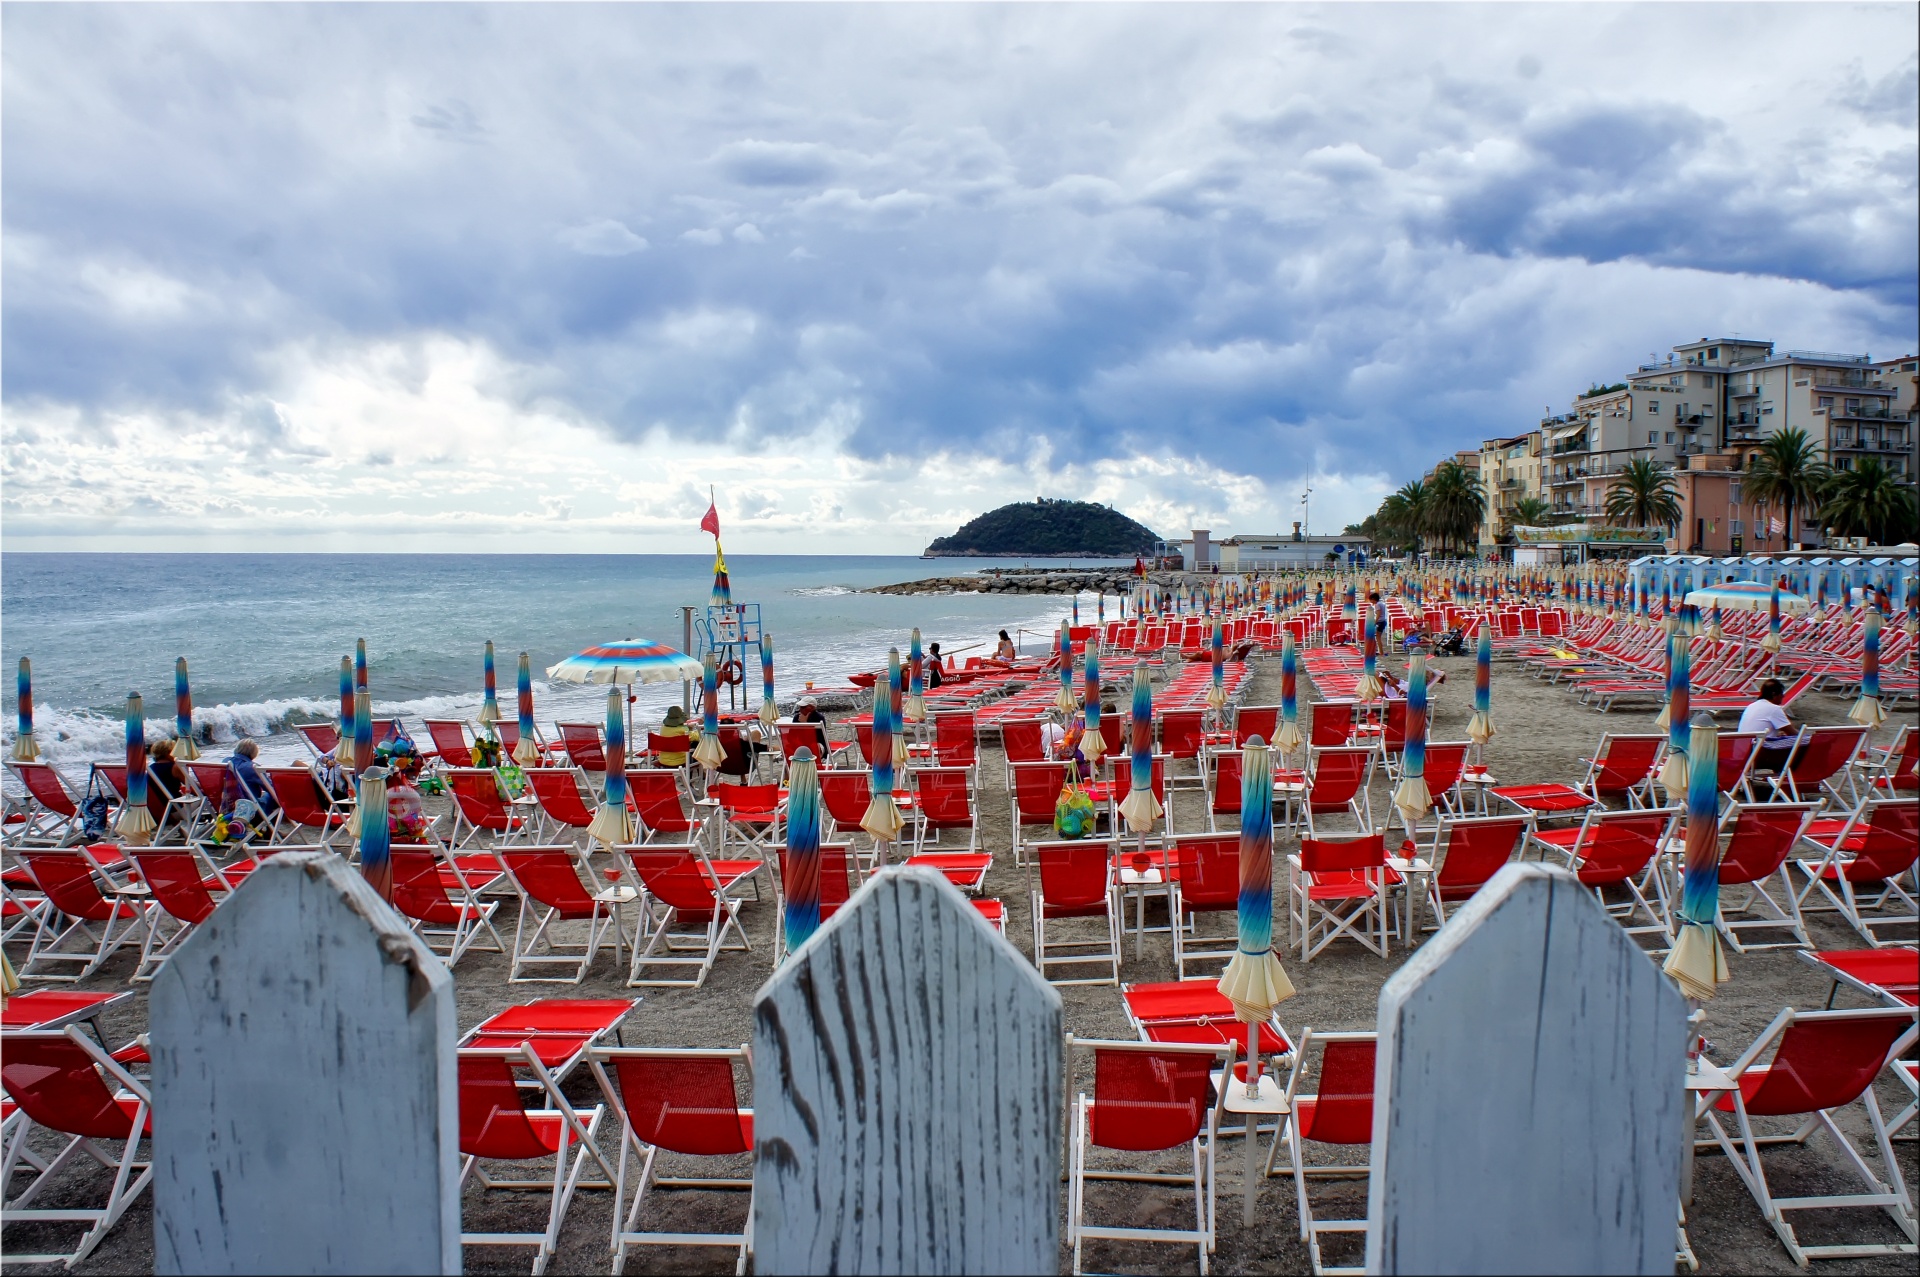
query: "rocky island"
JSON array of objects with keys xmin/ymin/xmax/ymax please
[{"xmin": 923, "ymin": 499, "xmax": 1159, "ymax": 558}]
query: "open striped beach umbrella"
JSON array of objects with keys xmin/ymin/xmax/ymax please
[
  {"xmin": 115, "ymin": 693, "xmax": 157, "ymax": 844},
  {"xmin": 1467, "ymin": 624, "xmax": 1496, "ymax": 747},
  {"xmin": 1117, "ymin": 664, "xmax": 1163, "ymax": 835},
  {"xmin": 759, "ymin": 633, "xmax": 779, "ymax": 728},
  {"xmin": 1356, "ymin": 608, "xmax": 1383, "ymax": 702},
  {"xmin": 905, "ymin": 629, "xmax": 927, "ymax": 723},
  {"xmin": 513, "ymin": 652, "xmax": 540, "ymax": 766},
  {"xmin": 1206, "ymin": 620, "xmax": 1227, "ymax": 711},
  {"xmin": 861, "ymin": 659, "xmax": 903, "ymax": 855},
  {"xmin": 479, "ymin": 641, "xmax": 501, "ymax": 723},
  {"xmin": 888, "ymin": 648, "xmax": 909, "ymax": 772},
  {"xmin": 783, "ymin": 747, "xmax": 823, "ymax": 957},
  {"xmin": 546, "ymin": 639, "xmax": 703, "ymax": 686},
  {"xmin": 1849, "ymin": 608, "xmax": 1885, "ymax": 727},
  {"xmin": 1657, "ymin": 634, "xmax": 1691, "ymax": 800},
  {"xmin": 1055, "ymin": 624, "xmax": 1076, "ymax": 714},
  {"xmin": 692, "ymin": 655, "xmax": 726, "ymax": 771},
  {"xmin": 588, "ymin": 688, "xmax": 634, "ymax": 848},
  {"xmin": 357, "ymin": 765, "xmax": 393, "ymax": 902},
  {"xmin": 1663, "ymin": 721, "xmax": 1728, "ymax": 1002},
  {"xmin": 338, "ymin": 656, "xmax": 353, "ymax": 750},
  {"xmin": 1392, "ymin": 657, "xmax": 1431, "ymax": 825},
  {"xmin": 13, "ymin": 658, "xmax": 37, "ymax": 761},
  {"xmin": 1274, "ymin": 634, "xmax": 1303, "ymax": 761},
  {"xmin": 173, "ymin": 658, "xmax": 200, "ymax": 759},
  {"xmin": 1215, "ymin": 738, "xmax": 1295, "ymax": 1118},
  {"xmin": 1082, "ymin": 647, "xmax": 1104, "ymax": 765}
]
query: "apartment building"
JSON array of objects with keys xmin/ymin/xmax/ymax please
[
  {"xmin": 1725, "ymin": 348, "xmax": 1909, "ymax": 484},
  {"xmin": 1476, "ymin": 431, "xmax": 1544, "ymax": 549}
]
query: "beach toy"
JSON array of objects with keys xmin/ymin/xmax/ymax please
[
  {"xmin": 173, "ymin": 657, "xmax": 199, "ymax": 759},
  {"xmin": 115, "ymin": 692, "xmax": 156, "ymax": 844}
]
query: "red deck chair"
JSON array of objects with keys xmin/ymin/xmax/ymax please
[
  {"xmin": 1302, "ymin": 747, "xmax": 1374, "ymax": 836},
  {"xmin": 125, "ymin": 845, "xmax": 244, "ymax": 982},
  {"xmin": 17, "ymin": 846, "xmax": 154, "ymax": 982},
  {"xmin": 910, "ymin": 765, "xmax": 979, "ymax": 857},
  {"xmin": 1798, "ymin": 947, "xmax": 1918, "ymax": 1009},
  {"xmin": 1714, "ymin": 731, "xmax": 1764, "ymax": 801},
  {"xmin": 1288, "ymin": 834, "xmax": 1395, "ymax": 961},
  {"xmin": 1067, "ymin": 1039, "xmax": 1223, "ymax": 1276},
  {"xmin": 1207, "ymin": 750, "xmax": 1243, "ymax": 831},
  {"xmin": 850, "ymin": 720, "xmax": 878, "ymax": 768},
  {"xmin": 1124, "ymin": 985, "xmax": 1292, "ymax": 1062},
  {"xmin": 4, "ymin": 761, "xmax": 86, "ymax": 846},
  {"xmin": 1106, "ymin": 753, "xmax": 1172, "ymax": 833},
  {"xmin": 710, "ymin": 783, "xmax": 784, "ymax": 856},
  {"xmin": 625, "ymin": 769, "xmax": 697, "ymax": 843},
  {"xmin": 1696, "ymin": 1007, "xmax": 1916, "ymax": 1266},
  {"xmin": 1170, "ymin": 834, "xmax": 1240, "ymax": 979},
  {"xmin": 1865, "ymin": 724, "xmax": 1917, "ymax": 794},
  {"xmin": 773, "ymin": 842, "xmax": 856, "ymax": 964},
  {"xmin": 1709, "ymin": 802, "xmax": 1820, "ymax": 952},
  {"xmin": 555, "ymin": 722, "xmax": 609, "ymax": 775},
  {"xmin": 1421, "ymin": 815, "xmax": 1527, "ymax": 927},
  {"xmin": 1273, "ymin": 1030, "xmax": 1379, "ymax": 1277},
  {"xmin": 818, "ymin": 769, "xmax": 878, "ymax": 841},
  {"xmin": 0, "ymin": 1027, "xmax": 152, "ymax": 1268},
  {"xmin": 499, "ymin": 845, "xmax": 637, "ymax": 983},
  {"xmin": 932, "ymin": 712, "xmax": 978, "ymax": 769},
  {"xmin": 261, "ymin": 765, "xmax": 351, "ymax": 848},
  {"xmin": 1308, "ymin": 701, "xmax": 1355, "ymax": 748},
  {"xmin": 1576, "ymin": 733, "xmax": 1666, "ymax": 808},
  {"xmin": 774, "ymin": 722, "xmax": 830, "ymax": 776},
  {"xmin": 1001, "ymin": 719, "xmax": 1048, "ymax": 787},
  {"xmin": 1233, "ymin": 706, "xmax": 1280, "ymax": 747},
  {"xmin": 2, "ymin": 879, "xmax": 49, "ymax": 950},
  {"xmin": 459, "ymin": 998, "xmax": 638, "ymax": 1083},
  {"xmin": 1160, "ymin": 710, "xmax": 1209, "ymax": 788},
  {"xmin": 423, "ymin": 719, "xmax": 474, "ymax": 769},
  {"xmin": 456, "ymin": 1044, "xmax": 613, "ymax": 1276},
  {"xmin": 625, "ymin": 843, "xmax": 751, "ymax": 988},
  {"xmin": 589, "ymin": 1047, "xmax": 754, "ymax": 1276},
  {"xmin": 390, "ymin": 844, "xmax": 505, "ymax": 967},
  {"xmin": 294, "ymin": 721, "xmax": 341, "ymax": 759},
  {"xmin": 1030, "ymin": 839, "xmax": 1121, "ymax": 985},
  {"xmin": 1531, "ymin": 807, "xmax": 1678, "ymax": 939},
  {"xmin": 1793, "ymin": 797, "xmax": 1919, "ymax": 946},
  {"xmin": 1011, "ymin": 761, "xmax": 1071, "ymax": 867},
  {"xmin": 525, "ymin": 767, "xmax": 599, "ymax": 842},
  {"xmin": 446, "ymin": 766, "xmax": 534, "ymax": 848},
  {"xmin": 1769, "ymin": 724, "xmax": 1870, "ymax": 806},
  {"xmin": 1377, "ymin": 700, "xmax": 1409, "ymax": 770}
]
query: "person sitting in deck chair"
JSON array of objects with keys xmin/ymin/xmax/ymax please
[
  {"xmin": 995, "ymin": 630, "xmax": 1018, "ymax": 661},
  {"xmin": 222, "ymin": 739, "xmax": 279, "ymax": 818},
  {"xmin": 656, "ymin": 705, "xmax": 692, "ymax": 767},
  {"xmin": 790, "ymin": 698, "xmax": 830, "ymax": 754},
  {"xmin": 1740, "ymin": 679, "xmax": 1804, "ymax": 777},
  {"xmin": 147, "ymin": 739, "xmax": 185, "ymax": 822}
]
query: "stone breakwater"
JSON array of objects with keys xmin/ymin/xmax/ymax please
[{"xmin": 866, "ymin": 568, "xmax": 1144, "ymax": 596}]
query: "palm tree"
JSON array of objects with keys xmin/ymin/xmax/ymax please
[
  {"xmin": 1377, "ymin": 479, "xmax": 1427, "ymax": 557},
  {"xmin": 1508, "ymin": 496, "xmax": 1553, "ymax": 532},
  {"xmin": 1821, "ymin": 459, "xmax": 1917, "ymax": 546},
  {"xmin": 1603, "ymin": 457, "xmax": 1682, "ymax": 530},
  {"xmin": 1743, "ymin": 427, "xmax": 1830, "ymax": 550},
  {"xmin": 1424, "ymin": 462, "xmax": 1487, "ymax": 557}
]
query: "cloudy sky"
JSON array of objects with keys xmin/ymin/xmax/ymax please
[{"xmin": 4, "ymin": 3, "xmax": 1915, "ymax": 553}]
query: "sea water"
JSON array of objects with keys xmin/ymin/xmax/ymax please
[{"xmin": 1, "ymin": 553, "xmax": 1125, "ymax": 767}]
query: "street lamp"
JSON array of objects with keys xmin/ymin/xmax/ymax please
[{"xmin": 1300, "ymin": 486, "xmax": 1313, "ymax": 538}]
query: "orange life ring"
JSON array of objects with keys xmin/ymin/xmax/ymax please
[{"xmin": 718, "ymin": 659, "xmax": 745, "ymax": 687}]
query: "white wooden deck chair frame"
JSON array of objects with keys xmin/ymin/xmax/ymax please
[
  {"xmin": 1027, "ymin": 839, "xmax": 1123, "ymax": 986},
  {"xmin": 1704, "ymin": 801, "xmax": 1820, "ymax": 954},
  {"xmin": 622, "ymin": 831, "xmax": 751, "ymax": 989},
  {"xmin": 1264, "ymin": 1028, "xmax": 1379, "ymax": 1277},
  {"xmin": 399, "ymin": 841, "xmax": 507, "ymax": 969},
  {"xmin": 503, "ymin": 845, "xmax": 638, "ymax": 985},
  {"xmin": 1792, "ymin": 797, "xmax": 1920, "ymax": 947},
  {"xmin": 19, "ymin": 846, "xmax": 157, "ymax": 982}
]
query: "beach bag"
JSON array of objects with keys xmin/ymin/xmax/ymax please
[
  {"xmin": 1053, "ymin": 782, "xmax": 1097, "ymax": 839},
  {"xmin": 494, "ymin": 760, "xmax": 528, "ymax": 800}
]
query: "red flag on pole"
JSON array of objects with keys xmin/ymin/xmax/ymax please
[{"xmin": 700, "ymin": 501, "xmax": 721, "ymax": 538}]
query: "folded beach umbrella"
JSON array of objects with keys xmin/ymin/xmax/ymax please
[
  {"xmin": 1467, "ymin": 625, "xmax": 1496, "ymax": 747},
  {"xmin": 759, "ymin": 633, "xmax": 779, "ymax": 728},
  {"xmin": 888, "ymin": 648, "xmax": 909, "ymax": 772},
  {"xmin": 1081, "ymin": 648, "xmax": 1104, "ymax": 765},
  {"xmin": 1206, "ymin": 620, "xmax": 1227, "ymax": 711},
  {"xmin": 13, "ymin": 657, "xmax": 37, "ymax": 761},
  {"xmin": 904, "ymin": 629, "xmax": 927, "ymax": 723},
  {"xmin": 1706, "ymin": 600, "xmax": 1724, "ymax": 641},
  {"xmin": 1849, "ymin": 608, "xmax": 1885, "ymax": 727},
  {"xmin": 1117, "ymin": 664, "xmax": 1163, "ymax": 834},
  {"xmin": 1906, "ymin": 580, "xmax": 1918, "ymax": 638},
  {"xmin": 357, "ymin": 765, "xmax": 393, "ymax": 902},
  {"xmin": 1097, "ymin": 593, "xmax": 1105, "ymax": 626},
  {"xmin": 172, "ymin": 657, "xmax": 200, "ymax": 760},
  {"xmin": 783, "ymin": 746, "xmax": 823, "ymax": 957},
  {"xmin": 1343, "ymin": 584, "xmax": 1357, "ymax": 626},
  {"xmin": 338, "ymin": 656, "xmax": 354, "ymax": 749},
  {"xmin": 1657, "ymin": 635, "xmax": 1691, "ymax": 800},
  {"xmin": 1763, "ymin": 580, "xmax": 1783, "ymax": 652},
  {"xmin": 355, "ymin": 637, "xmax": 368, "ymax": 693},
  {"xmin": 115, "ymin": 693, "xmax": 156, "ymax": 844},
  {"xmin": 693, "ymin": 655, "xmax": 726, "ymax": 771},
  {"xmin": 861, "ymin": 666, "xmax": 903, "ymax": 853},
  {"xmin": 1072, "ymin": 595, "xmax": 1080, "ymax": 628},
  {"xmin": 1392, "ymin": 656, "xmax": 1432, "ymax": 826},
  {"xmin": 588, "ymin": 688, "xmax": 634, "ymax": 848},
  {"xmin": 1663, "ymin": 721, "xmax": 1728, "ymax": 1002},
  {"xmin": 1356, "ymin": 609, "xmax": 1383, "ymax": 702},
  {"xmin": 479, "ymin": 641, "xmax": 501, "ymax": 724},
  {"xmin": 711, "ymin": 545, "xmax": 733, "ymax": 609},
  {"xmin": 1274, "ymin": 634, "xmax": 1303, "ymax": 761},
  {"xmin": 514, "ymin": 652, "xmax": 540, "ymax": 766},
  {"xmin": 353, "ymin": 688, "xmax": 374, "ymax": 778},
  {"xmin": 1055, "ymin": 624, "xmax": 1076, "ymax": 715},
  {"xmin": 1215, "ymin": 737, "xmax": 1296, "ymax": 1108}
]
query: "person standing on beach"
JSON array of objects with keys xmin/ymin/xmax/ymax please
[{"xmin": 926, "ymin": 642, "xmax": 945, "ymax": 689}]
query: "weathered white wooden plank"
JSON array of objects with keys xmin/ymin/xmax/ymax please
[
  {"xmin": 1366, "ymin": 863, "xmax": 1688, "ymax": 1276},
  {"xmin": 150, "ymin": 851, "xmax": 460, "ymax": 1276},
  {"xmin": 753, "ymin": 865, "xmax": 1063, "ymax": 1275}
]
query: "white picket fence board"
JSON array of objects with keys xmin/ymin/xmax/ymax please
[
  {"xmin": 753, "ymin": 865, "xmax": 1063, "ymax": 1275},
  {"xmin": 1366, "ymin": 864, "xmax": 1688, "ymax": 1276},
  {"xmin": 150, "ymin": 852, "xmax": 460, "ymax": 1276}
]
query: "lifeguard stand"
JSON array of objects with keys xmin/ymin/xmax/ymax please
[{"xmin": 696, "ymin": 602, "xmax": 763, "ymax": 711}]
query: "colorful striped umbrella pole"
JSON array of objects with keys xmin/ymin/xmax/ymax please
[
  {"xmin": 357, "ymin": 765, "xmax": 393, "ymax": 902},
  {"xmin": 1849, "ymin": 608, "xmax": 1886, "ymax": 727},
  {"xmin": 1658, "ymin": 634, "xmax": 1691, "ymax": 801},
  {"xmin": 338, "ymin": 656, "xmax": 354, "ymax": 751},
  {"xmin": 782, "ymin": 746, "xmax": 823, "ymax": 958},
  {"xmin": 1117, "ymin": 664, "xmax": 1163, "ymax": 835},
  {"xmin": 115, "ymin": 693, "xmax": 157, "ymax": 844},
  {"xmin": 759, "ymin": 632, "xmax": 779, "ymax": 728},
  {"xmin": 479, "ymin": 641, "xmax": 501, "ymax": 723},
  {"xmin": 1356, "ymin": 608, "xmax": 1382, "ymax": 702},
  {"xmin": 860, "ymin": 658, "xmax": 903, "ymax": 859},
  {"xmin": 1467, "ymin": 624, "xmax": 1495, "ymax": 749},
  {"xmin": 1082, "ymin": 647, "xmax": 1105, "ymax": 765},
  {"xmin": 12, "ymin": 657, "xmax": 38, "ymax": 761},
  {"xmin": 1663, "ymin": 720, "xmax": 1728, "ymax": 1002},
  {"xmin": 173, "ymin": 657, "xmax": 200, "ymax": 759},
  {"xmin": 1761, "ymin": 580, "xmax": 1783, "ymax": 652},
  {"xmin": 1392, "ymin": 656, "xmax": 1431, "ymax": 829},
  {"xmin": 513, "ymin": 652, "xmax": 540, "ymax": 765},
  {"xmin": 1055, "ymin": 624, "xmax": 1076, "ymax": 714},
  {"xmin": 905, "ymin": 628, "xmax": 927, "ymax": 723},
  {"xmin": 1274, "ymin": 634, "xmax": 1303, "ymax": 762},
  {"xmin": 692, "ymin": 654, "xmax": 726, "ymax": 772},
  {"xmin": 588, "ymin": 688, "xmax": 634, "ymax": 848}
]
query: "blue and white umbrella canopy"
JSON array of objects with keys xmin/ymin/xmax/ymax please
[{"xmin": 547, "ymin": 639, "xmax": 703, "ymax": 686}]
